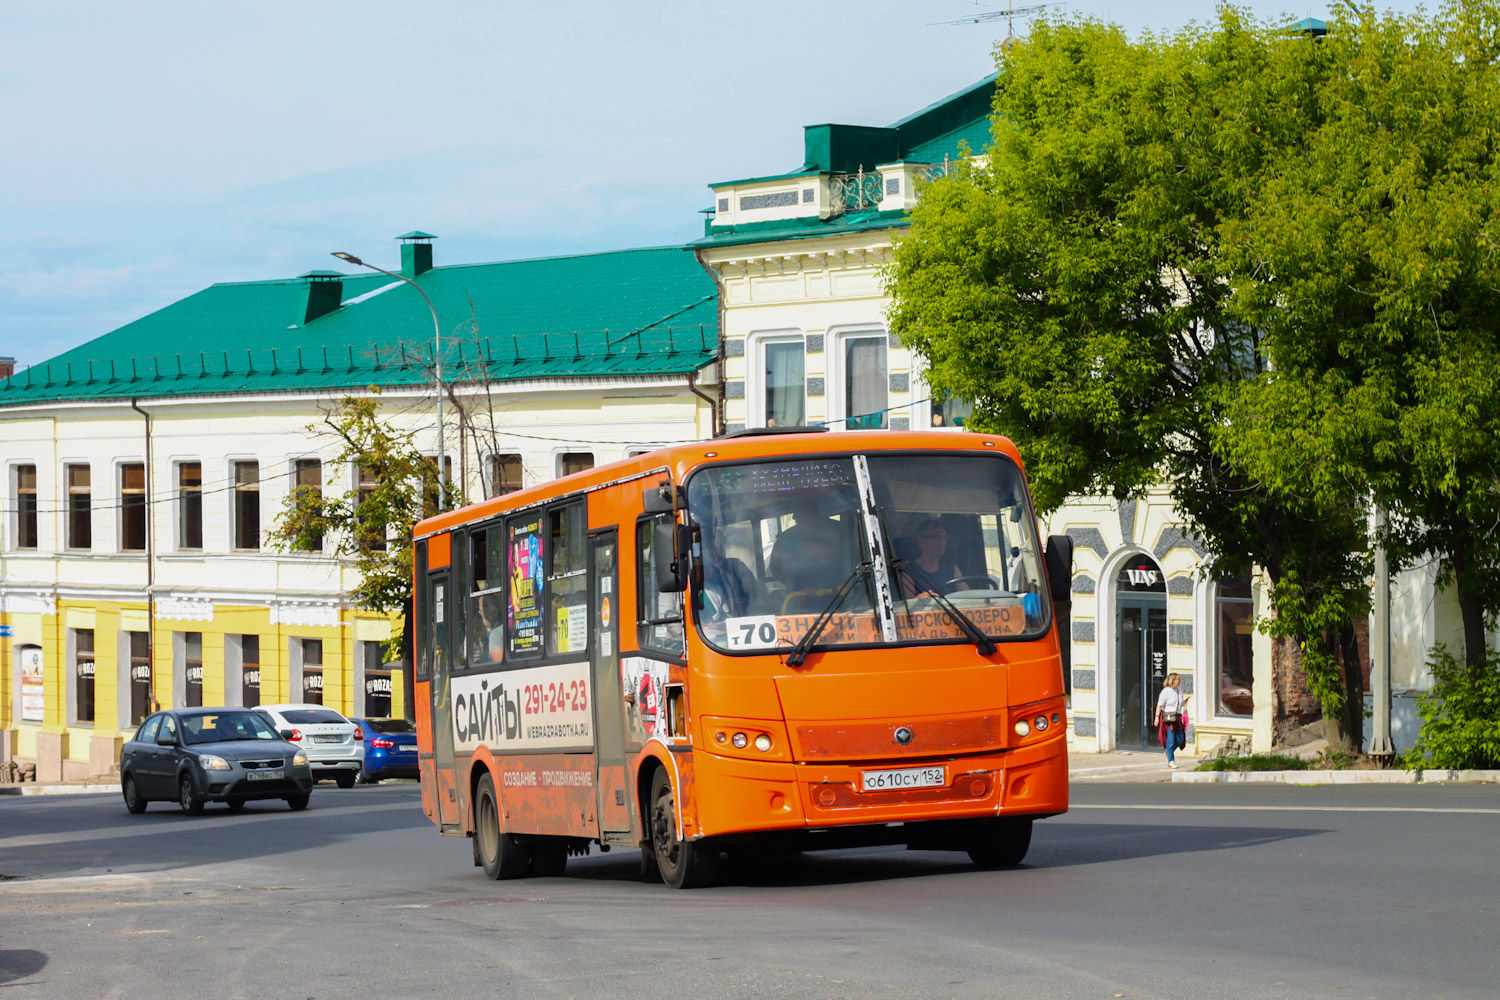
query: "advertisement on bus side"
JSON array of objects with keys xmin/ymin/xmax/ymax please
[{"xmin": 451, "ymin": 660, "xmax": 593, "ymax": 753}]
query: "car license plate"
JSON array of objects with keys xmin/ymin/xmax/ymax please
[
  {"xmin": 246, "ymin": 769, "xmax": 285, "ymax": 781},
  {"xmin": 312, "ymin": 735, "xmax": 342, "ymax": 744},
  {"xmin": 861, "ymin": 766, "xmax": 945, "ymax": 792}
]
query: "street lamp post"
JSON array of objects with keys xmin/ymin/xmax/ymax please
[{"xmin": 331, "ymin": 251, "xmax": 446, "ymax": 508}]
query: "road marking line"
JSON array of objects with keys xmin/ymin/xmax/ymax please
[{"xmin": 1073, "ymin": 804, "xmax": 1500, "ymax": 814}]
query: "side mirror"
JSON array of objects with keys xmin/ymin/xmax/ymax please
[
  {"xmin": 654, "ymin": 520, "xmax": 692, "ymax": 593},
  {"xmin": 155, "ymin": 731, "xmax": 177, "ymax": 747},
  {"xmin": 642, "ymin": 483, "xmax": 682, "ymax": 515},
  {"xmin": 1044, "ymin": 534, "xmax": 1074, "ymax": 604}
]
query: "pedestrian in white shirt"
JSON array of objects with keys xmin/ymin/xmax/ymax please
[{"xmin": 1155, "ymin": 673, "xmax": 1187, "ymax": 768}]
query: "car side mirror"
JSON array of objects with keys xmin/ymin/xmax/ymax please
[
  {"xmin": 654, "ymin": 520, "xmax": 691, "ymax": 593},
  {"xmin": 278, "ymin": 729, "xmax": 296, "ymax": 740},
  {"xmin": 155, "ymin": 731, "xmax": 176, "ymax": 747},
  {"xmin": 1044, "ymin": 534, "xmax": 1074, "ymax": 604}
]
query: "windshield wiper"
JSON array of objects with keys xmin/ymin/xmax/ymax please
[
  {"xmin": 785, "ymin": 563, "xmax": 870, "ymax": 667},
  {"xmin": 891, "ymin": 558, "xmax": 998, "ymax": 656}
]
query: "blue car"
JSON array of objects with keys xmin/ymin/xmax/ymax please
[{"xmin": 352, "ymin": 717, "xmax": 418, "ymax": 783}]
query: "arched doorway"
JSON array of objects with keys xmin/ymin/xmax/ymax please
[{"xmin": 1114, "ymin": 553, "xmax": 1167, "ymax": 750}]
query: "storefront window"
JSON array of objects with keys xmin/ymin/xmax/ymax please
[
  {"xmin": 74, "ymin": 629, "xmax": 95, "ymax": 723},
  {"xmin": 1216, "ymin": 578, "xmax": 1254, "ymax": 716},
  {"xmin": 184, "ymin": 632, "xmax": 203, "ymax": 707},
  {"xmin": 302, "ymin": 639, "xmax": 323, "ymax": 705}
]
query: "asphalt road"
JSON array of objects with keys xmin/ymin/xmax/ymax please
[{"xmin": 2, "ymin": 780, "xmax": 1497, "ymax": 999}]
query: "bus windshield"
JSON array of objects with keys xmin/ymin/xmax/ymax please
[{"xmin": 687, "ymin": 452, "xmax": 1048, "ymax": 655}]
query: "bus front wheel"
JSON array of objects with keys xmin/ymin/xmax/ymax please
[
  {"xmin": 475, "ymin": 772, "xmax": 532, "ymax": 880},
  {"xmin": 649, "ymin": 768, "xmax": 720, "ymax": 889},
  {"xmin": 966, "ymin": 817, "xmax": 1033, "ymax": 868}
]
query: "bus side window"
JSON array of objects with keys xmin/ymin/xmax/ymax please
[
  {"xmin": 637, "ymin": 515, "xmax": 684, "ymax": 655},
  {"xmin": 468, "ymin": 525, "xmax": 506, "ymax": 666},
  {"xmin": 415, "ymin": 538, "xmax": 431, "ymax": 682},
  {"xmin": 547, "ymin": 503, "xmax": 589, "ymax": 657}
]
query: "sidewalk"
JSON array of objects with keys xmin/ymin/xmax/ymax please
[
  {"xmin": 0, "ymin": 776, "xmax": 119, "ymax": 797},
  {"xmin": 1068, "ymin": 750, "xmax": 1183, "ymax": 782}
]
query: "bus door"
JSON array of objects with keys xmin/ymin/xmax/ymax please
[
  {"xmin": 424, "ymin": 533, "xmax": 461, "ymax": 830},
  {"xmin": 590, "ymin": 529, "xmax": 634, "ymax": 839}
]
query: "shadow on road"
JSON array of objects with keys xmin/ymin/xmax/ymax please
[{"xmin": 0, "ymin": 949, "xmax": 48, "ymax": 986}]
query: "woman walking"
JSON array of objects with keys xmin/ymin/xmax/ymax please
[{"xmin": 1155, "ymin": 673, "xmax": 1188, "ymax": 769}]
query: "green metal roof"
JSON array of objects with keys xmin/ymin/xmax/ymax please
[
  {"xmin": 694, "ymin": 210, "xmax": 909, "ymax": 250},
  {"xmin": 0, "ymin": 246, "xmax": 718, "ymax": 408}
]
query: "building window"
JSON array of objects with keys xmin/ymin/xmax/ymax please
[
  {"xmin": 558, "ymin": 453, "xmax": 594, "ymax": 478},
  {"xmin": 840, "ymin": 334, "xmax": 888, "ymax": 429},
  {"xmin": 184, "ymin": 632, "xmax": 203, "ymax": 708},
  {"xmin": 15, "ymin": 464, "xmax": 37, "ymax": 549},
  {"xmin": 930, "ymin": 393, "xmax": 973, "ymax": 429},
  {"xmin": 242, "ymin": 635, "xmax": 261, "ymax": 708},
  {"xmin": 233, "ymin": 461, "xmax": 259, "ymax": 550},
  {"xmin": 302, "ymin": 639, "xmax": 324, "ymax": 705},
  {"xmin": 362, "ymin": 642, "xmax": 391, "ymax": 717},
  {"xmin": 356, "ymin": 465, "xmax": 387, "ymax": 552},
  {"xmin": 178, "ymin": 462, "xmax": 202, "ymax": 549},
  {"xmin": 489, "ymin": 453, "xmax": 523, "ymax": 497},
  {"xmin": 763, "ymin": 338, "xmax": 805, "ymax": 427},
  {"xmin": 121, "ymin": 463, "xmax": 147, "ymax": 551},
  {"xmin": 74, "ymin": 629, "xmax": 96, "ymax": 723},
  {"xmin": 292, "ymin": 459, "xmax": 323, "ymax": 552},
  {"xmin": 66, "ymin": 464, "xmax": 92, "ymax": 549},
  {"xmin": 1216, "ymin": 578, "xmax": 1254, "ymax": 717},
  {"xmin": 128, "ymin": 631, "xmax": 152, "ymax": 724}
]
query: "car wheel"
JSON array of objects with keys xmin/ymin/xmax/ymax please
[
  {"xmin": 650, "ymin": 768, "xmax": 719, "ymax": 889},
  {"xmin": 357, "ymin": 767, "xmax": 379, "ymax": 785},
  {"xmin": 966, "ymin": 817, "xmax": 1033, "ymax": 868},
  {"xmin": 530, "ymin": 838, "xmax": 568, "ymax": 878},
  {"xmin": 285, "ymin": 793, "xmax": 311, "ymax": 811},
  {"xmin": 335, "ymin": 772, "xmax": 357, "ymax": 789},
  {"xmin": 178, "ymin": 775, "xmax": 204, "ymax": 816},
  {"xmin": 226, "ymin": 799, "xmax": 246, "ymax": 812},
  {"xmin": 122, "ymin": 775, "xmax": 147, "ymax": 815},
  {"xmin": 474, "ymin": 772, "xmax": 531, "ymax": 880}
]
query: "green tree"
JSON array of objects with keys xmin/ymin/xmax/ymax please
[
  {"xmin": 888, "ymin": 9, "xmax": 1373, "ymax": 747},
  {"xmin": 1222, "ymin": 0, "xmax": 1500, "ymax": 668},
  {"xmin": 269, "ymin": 391, "xmax": 460, "ymax": 707}
]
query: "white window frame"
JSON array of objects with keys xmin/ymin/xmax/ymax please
[
  {"xmin": 7, "ymin": 460, "xmax": 41, "ymax": 552},
  {"xmin": 115, "ymin": 456, "xmax": 148, "ymax": 555},
  {"xmin": 172, "ymin": 457, "xmax": 205, "ymax": 552},
  {"xmin": 61, "ymin": 459, "xmax": 93, "ymax": 551},
  {"xmin": 827, "ymin": 325, "xmax": 889, "ymax": 432},
  {"xmin": 552, "ymin": 449, "xmax": 595, "ymax": 480},
  {"xmin": 226, "ymin": 456, "xmax": 262, "ymax": 553},
  {"xmin": 746, "ymin": 329, "xmax": 806, "ymax": 430}
]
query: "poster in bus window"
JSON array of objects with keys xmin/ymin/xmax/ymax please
[
  {"xmin": 620, "ymin": 656, "xmax": 669, "ymax": 743},
  {"xmin": 508, "ymin": 516, "xmax": 544, "ymax": 654}
]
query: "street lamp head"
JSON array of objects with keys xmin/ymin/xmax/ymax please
[{"xmin": 331, "ymin": 251, "xmax": 364, "ymax": 266}]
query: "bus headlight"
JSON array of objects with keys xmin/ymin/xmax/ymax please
[
  {"xmin": 753, "ymin": 734, "xmax": 773, "ymax": 752},
  {"xmin": 731, "ymin": 733, "xmax": 748, "ymax": 749},
  {"xmin": 1014, "ymin": 719, "xmax": 1031, "ymax": 738}
]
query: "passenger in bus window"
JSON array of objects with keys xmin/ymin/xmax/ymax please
[
  {"xmin": 781, "ymin": 531, "xmax": 847, "ymax": 613},
  {"xmin": 767, "ymin": 494, "xmax": 829, "ymax": 586},
  {"xmin": 479, "ymin": 594, "xmax": 504, "ymax": 662}
]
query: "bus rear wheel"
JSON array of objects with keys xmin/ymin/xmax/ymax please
[
  {"xmin": 475, "ymin": 772, "xmax": 531, "ymax": 880},
  {"xmin": 649, "ymin": 768, "xmax": 719, "ymax": 889},
  {"xmin": 966, "ymin": 817, "xmax": 1033, "ymax": 868}
]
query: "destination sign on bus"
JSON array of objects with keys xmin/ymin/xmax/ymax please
[{"xmin": 723, "ymin": 604, "xmax": 1029, "ymax": 650}]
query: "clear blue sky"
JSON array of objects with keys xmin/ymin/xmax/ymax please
[{"xmin": 0, "ymin": 2, "xmax": 1430, "ymax": 365}]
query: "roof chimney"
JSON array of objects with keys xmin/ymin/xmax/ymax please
[
  {"xmin": 300, "ymin": 270, "xmax": 344, "ymax": 323},
  {"xmin": 397, "ymin": 231, "xmax": 436, "ymax": 277},
  {"xmin": 0, "ymin": 357, "xmax": 14, "ymax": 379}
]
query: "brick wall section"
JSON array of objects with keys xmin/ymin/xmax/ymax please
[{"xmin": 1271, "ymin": 618, "xmax": 1370, "ymax": 744}]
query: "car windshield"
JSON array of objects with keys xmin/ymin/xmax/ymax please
[
  {"xmin": 687, "ymin": 452, "xmax": 1048, "ymax": 654},
  {"xmin": 181, "ymin": 712, "xmax": 280, "ymax": 745},
  {"xmin": 365, "ymin": 718, "xmax": 415, "ymax": 735},
  {"xmin": 278, "ymin": 709, "xmax": 348, "ymax": 725}
]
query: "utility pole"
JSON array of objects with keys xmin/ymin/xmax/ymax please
[{"xmin": 1368, "ymin": 504, "xmax": 1395, "ymax": 761}]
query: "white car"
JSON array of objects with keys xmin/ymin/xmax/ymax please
[{"xmin": 253, "ymin": 704, "xmax": 363, "ymax": 788}]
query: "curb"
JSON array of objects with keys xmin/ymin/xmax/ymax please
[
  {"xmin": 0, "ymin": 783, "xmax": 119, "ymax": 797},
  {"xmin": 1173, "ymin": 769, "xmax": 1500, "ymax": 784},
  {"xmin": 1069, "ymin": 763, "xmax": 1174, "ymax": 777}
]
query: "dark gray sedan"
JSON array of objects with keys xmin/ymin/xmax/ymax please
[{"xmin": 120, "ymin": 708, "xmax": 314, "ymax": 814}]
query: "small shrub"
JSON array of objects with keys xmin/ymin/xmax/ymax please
[
  {"xmin": 1314, "ymin": 747, "xmax": 1359, "ymax": 770},
  {"xmin": 1195, "ymin": 754, "xmax": 1310, "ymax": 772},
  {"xmin": 1406, "ymin": 647, "xmax": 1500, "ymax": 770}
]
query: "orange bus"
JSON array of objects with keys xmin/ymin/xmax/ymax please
[{"xmin": 411, "ymin": 428, "xmax": 1073, "ymax": 888}]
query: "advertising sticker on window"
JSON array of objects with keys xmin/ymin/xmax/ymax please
[{"xmin": 508, "ymin": 516, "xmax": 544, "ymax": 654}]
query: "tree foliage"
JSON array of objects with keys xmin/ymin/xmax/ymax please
[
  {"xmin": 269, "ymin": 391, "xmax": 461, "ymax": 657},
  {"xmin": 888, "ymin": 8, "xmax": 1374, "ymax": 745}
]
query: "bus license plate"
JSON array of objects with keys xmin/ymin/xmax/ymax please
[
  {"xmin": 861, "ymin": 766, "xmax": 945, "ymax": 792},
  {"xmin": 246, "ymin": 769, "xmax": 284, "ymax": 781}
]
